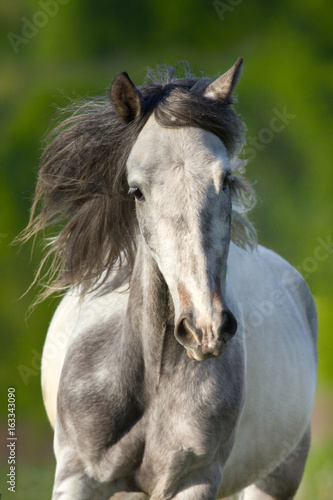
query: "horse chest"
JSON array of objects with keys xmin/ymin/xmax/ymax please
[
  {"xmin": 96, "ymin": 359, "xmax": 242, "ymax": 495},
  {"xmin": 95, "ymin": 385, "xmax": 223, "ymax": 495}
]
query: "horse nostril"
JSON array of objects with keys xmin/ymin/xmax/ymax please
[
  {"xmin": 175, "ymin": 315, "xmax": 198, "ymax": 344},
  {"xmin": 220, "ymin": 310, "xmax": 237, "ymax": 343}
]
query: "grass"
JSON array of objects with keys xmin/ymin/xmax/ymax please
[{"xmin": 0, "ymin": 442, "xmax": 332, "ymax": 499}]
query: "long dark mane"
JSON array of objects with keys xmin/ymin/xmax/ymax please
[{"xmin": 21, "ymin": 63, "xmax": 255, "ymax": 300}]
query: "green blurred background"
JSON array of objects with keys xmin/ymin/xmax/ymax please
[{"xmin": 0, "ymin": 0, "xmax": 332, "ymax": 498}]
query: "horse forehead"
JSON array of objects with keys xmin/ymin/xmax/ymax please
[{"xmin": 128, "ymin": 116, "xmax": 229, "ymax": 176}]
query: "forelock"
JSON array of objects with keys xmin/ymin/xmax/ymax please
[{"xmin": 137, "ymin": 64, "xmax": 244, "ymax": 156}]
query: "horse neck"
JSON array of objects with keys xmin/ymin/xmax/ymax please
[{"xmin": 126, "ymin": 237, "xmax": 177, "ymax": 389}]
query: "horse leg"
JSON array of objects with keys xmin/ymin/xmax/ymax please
[
  {"xmin": 228, "ymin": 487, "xmax": 276, "ymax": 499},
  {"xmin": 239, "ymin": 425, "xmax": 311, "ymax": 500},
  {"xmin": 109, "ymin": 494, "xmax": 149, "ymax": 500},
  {"xmin": 150, "ymin": 463, "xmax": 223, "ymax": 500},
  {"xmin": 53, "ymin": 464, "xmax": 149, "ymax": 500},
  {"xmin": 51, "ymin": 450, "xmax": 113, "ymax": 500}
]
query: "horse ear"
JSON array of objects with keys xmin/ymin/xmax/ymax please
[
  {"xmin": 204, "ymin": 58, "xmax": 243, "ymax": 103},
  {"xmin": 110, "ymin": 71, "xmax": 143, "ymax": 123}
]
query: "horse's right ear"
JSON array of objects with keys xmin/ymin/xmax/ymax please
[{"xmin": 109, "ymin": 72, "xmax": 143, "ymax": 123}]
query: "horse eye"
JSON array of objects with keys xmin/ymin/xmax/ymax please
[
  {"xmin": 129, "ymin": 187, "xmax": 145, "ymax": 201},
  {"xmin": 222, "ymin": 172, "xmax": 234, "ymax": 190}
]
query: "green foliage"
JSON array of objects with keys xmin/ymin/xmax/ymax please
[
  {"xmin": 316, "ymin": 297, "xmax": 333, "ymax": 386},
  {"xmin": 0, "ymin": 0, "xmax": 332, "ymax": 430},
  {"xmin": 296, "ymin": 443, "xmax": 333, "ymax": 499}
]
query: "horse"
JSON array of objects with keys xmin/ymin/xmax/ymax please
[{"xmin": 25, "ymin": 58, "xmax": 317, "ymax": 499}]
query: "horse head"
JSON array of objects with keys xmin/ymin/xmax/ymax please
[{"xmin": 110, "ymin": 60, "xmax": 243, "ymax": 360}]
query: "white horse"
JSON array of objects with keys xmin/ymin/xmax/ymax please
[{"xmin": 27, "ymin": 59, "xmax": 317, "ymax": 499}]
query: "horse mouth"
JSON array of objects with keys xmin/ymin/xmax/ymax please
[{"xmin": 186, "ymin": 346, "xmax": 226, "ymax": 361}]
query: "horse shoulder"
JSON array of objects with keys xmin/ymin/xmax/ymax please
[{"xmin": 42, "ymin": 286, "xmax": 129, "ymax": 429}]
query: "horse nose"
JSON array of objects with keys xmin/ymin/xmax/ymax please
[{"xmin": 175, "ymin": 310, "xmax": 237, "ymax": 361}]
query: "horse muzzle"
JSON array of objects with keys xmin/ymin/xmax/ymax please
[{"xmin": 174, "ymin": 310, "xmax": 237, "ymax": 361}]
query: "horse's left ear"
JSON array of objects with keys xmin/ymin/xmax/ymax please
[
  {"xmin": 110, "ymin": 71, "xmax": 143, "ymax": 123},
  {"xmin": 204, "ymin": 57, "xmax": 243, "ymax": 103}
]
